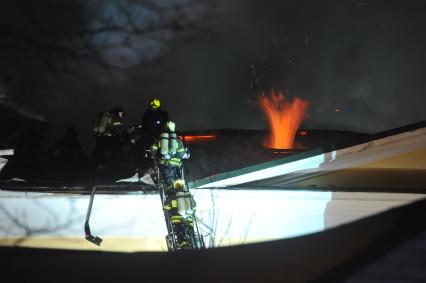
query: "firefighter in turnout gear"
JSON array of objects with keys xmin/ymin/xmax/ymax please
[
  {"xmin": 141, "ymin": 98, "xmax": 169, "ymax": 133},
  {"xmin": 92, "ymin": 107, "xmax": 126, "ymax": 170},
  {"xmin": 151, "ymin": 121, "xmax": 197, "ymax": 250},
  {"xmin": 141, "ymin": 98, "xmax": 169, "ymax": 147},
  {"xmin": 126, "ymin": 98, "xmax": 169, "ymax": 173},
  {"xmin": 150, "ymin": 121, "xmax": 188, "ymax": 194},
  {"xmin": 163, "ymin": 179, "xmax": 196, "ymax": 250}
]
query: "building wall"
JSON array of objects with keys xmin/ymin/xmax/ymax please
[{"xmin": 1, "ymin": 189, "xmax": 424, "ymax": 252}]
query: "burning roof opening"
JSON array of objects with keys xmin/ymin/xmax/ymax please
[{"xmin": 259, "ymin": 90, "xmax": 309, "ymax": 149}]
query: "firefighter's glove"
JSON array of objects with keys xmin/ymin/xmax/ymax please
[
  {"xmin": 162, "ymin": 153, "xmax": 171, "ymax": 160},
  {"xmin": 182, "ymin": 148, "xmax": 190, "ymax": 159},
  {"xmin": 167, "ymin": 121, "xmax": 176, "ymax": 132}
]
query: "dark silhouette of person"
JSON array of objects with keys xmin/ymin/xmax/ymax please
[
  {"xmin": 92, "ymin": 107, "xmax": 126, "ymax": 173},
  {"xmin": 141, "ymin": 98, "xmax": 169, "ymax": 143},
  {"xmin": 52, "ymin": 127, "xmax": 90, "ymax": 184},
  {"xmin": 127, "ymin": 98, "xmax": 169, "ymax": 173}
]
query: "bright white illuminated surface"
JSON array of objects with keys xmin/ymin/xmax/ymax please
[
  {"xmin": 0, "ymin": 189, "xmax": 332, "ymax": 249},
  {"xmin": 1, "ymin": 189, "xmax": 422, "ymax": 251},
  {"xmin": 0, "ymin": 191, "xmax": 166, "ymax": 237},
  {"xmin": 193, "ymin": 189, "xmax": 332, "ymax": 246},
  {"xmin": 197, "ymin": 154, "xmax": 326, "ymax": 188}
]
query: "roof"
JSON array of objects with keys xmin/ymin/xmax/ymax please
[{"xmin": 189, "ymin": 121, "xmax": 426, "ymax": 190}]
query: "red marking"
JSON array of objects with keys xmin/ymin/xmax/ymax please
[{"xmin": 299, "ymin": 131, "xmax": 308, "ymax": 136}]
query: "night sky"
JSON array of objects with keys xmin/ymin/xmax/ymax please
[{"xmin": 1, "ymin": 0, "xmax": 425, "ymax": 151}]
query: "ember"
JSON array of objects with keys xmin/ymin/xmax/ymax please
[
  {"xmin": 182, "ymin": 135, "xmax": 216, "ymax": 142},
  {"xmin": 259, "ymin": 90, "xmax": 309, "ymax": 149}
]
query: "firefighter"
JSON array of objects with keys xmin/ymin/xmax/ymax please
[
  {"xmin": 163, "ymin": 179, "xmax": 196, "ymax": 250},
  {"xmin": 150, "ymin": 120, "xmax": 188, "ymax": 194},
  {"xmin": 92, "ymin": 107, "xmax": 126, "ymax": 170},
  {"xmin": 141, "ymin": 98, "xmax": 169, "ymax": 146},
  {"xmin": 150, "ymin": 121, "xmax": 193, "ymax": 249},
  {"xmin": 126, "ymin": 98, "xmax": 169, "ymax": 173}
]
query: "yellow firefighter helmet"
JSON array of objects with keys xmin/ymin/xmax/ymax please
[
  {"xmin": 149, "ymin": 98, "xmax": 161, "ymax": 109},
  {"xmin": 173, "ymin": 179, "xmax": 186, "ymax": 191}
]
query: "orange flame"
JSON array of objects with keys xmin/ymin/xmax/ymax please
[
  {"xmin": 259, "ymin": 90, "xmax": 309, "ymax": 149},
  {"xmin": 181, "ymin": 135, "xmax": 216, "ymax": 142}
]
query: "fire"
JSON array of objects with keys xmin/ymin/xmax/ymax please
[
  {"xmin": 181, "ymin": 135, "xmax": 216, "ymax": 142},
  {"xmin": 259, "ymin": 90, "xmax": 309, "ymax": 149}
]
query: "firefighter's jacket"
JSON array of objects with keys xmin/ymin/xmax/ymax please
[
  {"xmin": 95, "ymin": 112, "xmax": 124, "ymax": 137},
  {"xmin": 151, "ymin": 131, "xmax": 188, "ymax": 167},
  {"xmin": 163, "ymin": 191, "xmax": 196, "ymax": 224},
  {"xmin": 141, "ymin": 108, "xmax": 169, "ymax": 134}
]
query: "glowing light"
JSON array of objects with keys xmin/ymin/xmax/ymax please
[
  {"xmin": 259, "ymin": 90, "xmax": 309, "ymax": 149},
  {"xmin": 182, "ymin": 135, "xmax": 216, "ymax": 142}
]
